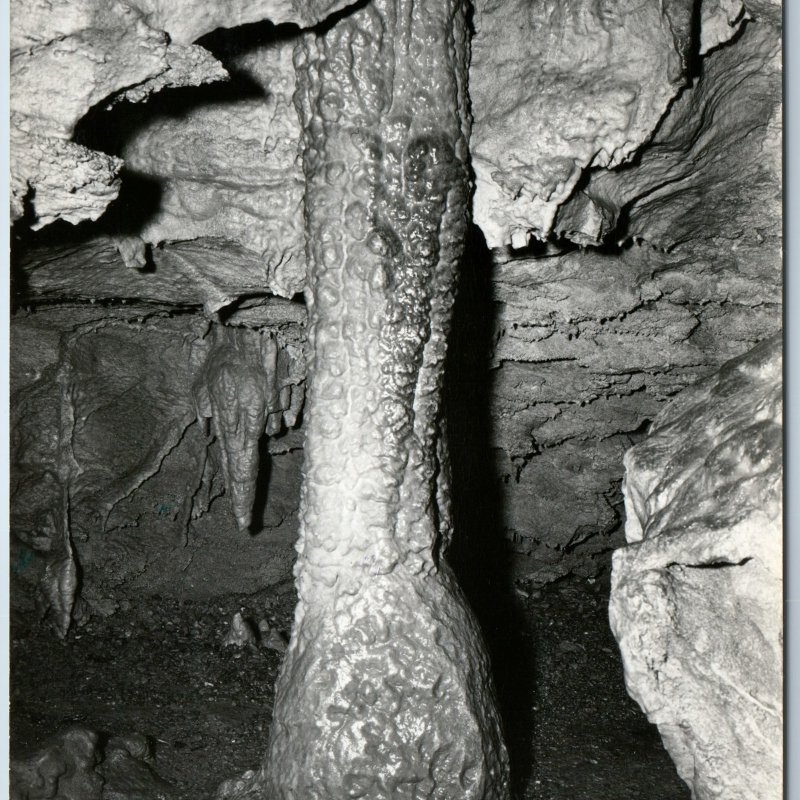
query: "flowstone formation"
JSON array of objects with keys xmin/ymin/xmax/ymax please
[
  {"xmin": 610, "ymin": 334, "xmax": 782, "ymax": 800},
  {"xmin": 217, "ymin": 0, "xmax": 509, "ymax": 797},
  {"xmin": 11, "ymin": 307, "xmax": 304, "ymax": 631}
]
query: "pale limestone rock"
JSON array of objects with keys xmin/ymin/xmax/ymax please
[
  {"xmin": 11, "ymin": 0, "xmax": 172, "ymax": 138},
  {"xmin": 130, "ymin": 0, "xmax": 357, "ymax": 45},
  {"xmin": 9, "ymin": 0, "xmax": 353, "ymax": 232},
  {"xmin": 610, "ymin": 334, "xmax": 782, "ymax": 800},
  {"xmin": 9, "ymin": 0, "xmax": 229, "ymax": 228},
  {"xmin": 469, "ymin": 0, "xmax": 691, "ymax": 249},
  {"xmin": 230, "ymin": 1, "xmax": 509, "ymax": 795},
  {"xmin": 576, "ymin": 19, "xmax": 782, "ymax": 256},
  {"xmin": 10, "ymin": 124, "xmax": 124, "ymax": 228},
  {"xmin": 110, "ymin": 43, "xmax": 228, "ymax": 106},
  {"xmin": 469, "ymin": 0, "xmax": 748, "ymax": 249},
  {"xmin": 700, "ymin": 0, "xmax": 748, "ymax": 55},
  {"xmin": 480, "ymin": 7, "xmax": 781, "ymax": 582},
  {"xmin": 120, "ymin": 39, "xmax": 306, "ymax": 297},
  {"xmin": 223, "ymin": 611, "xmax": 259, "ymax": 647},
  {"xmin": 13, "ymin": 1, "xmax": 783, "ymax": 593}
]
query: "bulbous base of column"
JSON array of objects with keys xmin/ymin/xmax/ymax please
[{"xmin": 250, "ymin": 564, "xmax": 508, "ymax": 800}]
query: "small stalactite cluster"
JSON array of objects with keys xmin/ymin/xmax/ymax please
[
  {"xmin": 12, "ymin": 315, "xmax": 305, "ymax": 638},
  {"xmin": 193, "ymin": 325, "xmax": 305, "ymax": 532}
]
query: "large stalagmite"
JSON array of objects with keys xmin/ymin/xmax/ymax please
[{"xmin": 217, "ymin": 0, "xmax": 509, "ymax": 797}]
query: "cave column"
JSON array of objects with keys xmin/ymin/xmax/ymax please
[{"xmin": 260, "ymin": 0, "xmax": 510, "ymax": 796}]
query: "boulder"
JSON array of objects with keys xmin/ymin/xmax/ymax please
[{"xmin": 610, "ymin": 334, "xmax": 782, "ymax": 800}]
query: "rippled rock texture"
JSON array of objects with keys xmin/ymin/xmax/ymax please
[
  {"xmin": 10, "ymin": 0, "xmax": 224, "ymax": 227},
  {"xmin": 486, "ymin": 9, "xmax": 781, "ymax": 586},
  {"xmin": 469, "ymin": 0, "xmax": 747, "ymax": 248},
  {"xmin": 115, "ymin": 31, "xmax": 307, "ymax": 297},
  {"xmin": 10, "ymin": 305, "xmax": 305, "ymax": 631},
  {"xmin": 609, "ymin": 334, "xmax": 782, "ymax": 800},
  {"xmin": 10, "ymin": 0, "xmax": 782, "ymax": 602}
]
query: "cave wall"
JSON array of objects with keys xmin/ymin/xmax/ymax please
[
  {"xmin": 10, "ymin": 302, "xmax": 306, "ymax": 626},
  {"xmin": 467, "ymin": 1, "xmax": 782, "ymax": 585},
  {"xmin": 9, "ymin": 0, "xmax": 782, "ymax": 615}
]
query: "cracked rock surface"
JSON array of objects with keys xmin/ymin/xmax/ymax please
[
  {"xmin": 481, "ymin": 8, "xmax": 781, "ymax": 587},
  {"xmin": 610, "ymin": 334, "xmax": 782, "ymax": 800},
  {"xmin": 10, "ymin": 0, "xmax": 356, "ymax": 230}
]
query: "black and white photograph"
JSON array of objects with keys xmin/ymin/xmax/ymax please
[{"xmin": 4, "ymin": 0, "xmax": 787, "ymax": 798}]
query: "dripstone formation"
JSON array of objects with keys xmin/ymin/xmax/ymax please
[{"xmin": 217, "ymin": 1, "xmax": 509, "ymax": 796}]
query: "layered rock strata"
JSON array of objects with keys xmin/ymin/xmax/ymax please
[
  {"xmin": 610, "ymin": 334, "xmax": 782, "ymax": 800},
  {"xmin": 485, "ymin": 13, "xmax": 782, "ymax": 585}
]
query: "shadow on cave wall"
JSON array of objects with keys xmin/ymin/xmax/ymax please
[
  {"xmin": 9, "ymin": 18, "xmax": 304, "ymax": 289},
  {"xmin": 445, "ymin": 225, "xmax": 536, "ymax": 794},
  {"xmin": 74, "ymin": 18, "xmax": 301, "ymax": 158}
]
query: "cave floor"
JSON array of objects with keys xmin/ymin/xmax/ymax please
[{"xmin": 10, "ymin": 572, "xmax": 690, "ymax": 800}]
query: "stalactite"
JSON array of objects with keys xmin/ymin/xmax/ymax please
[
  {"xmin": 194, "ymin": 325, "xmax": 304, "ymax": 531},
  {"xmin": 34, "ymin": 359, "xmax": 82, "ymax": 638}
]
